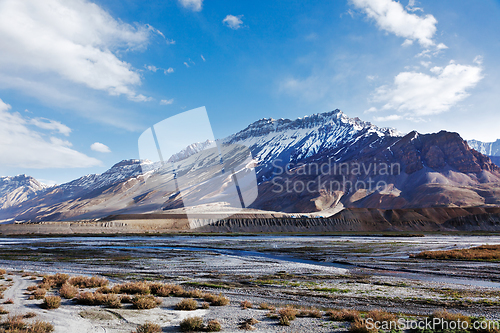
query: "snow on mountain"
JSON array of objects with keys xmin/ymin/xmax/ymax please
[
  {"xmin": 468, "ymin": 139, "xmax": 500, "ymax": 156},
  {"xmin": 58, "ymin": 159, "xmax": 145, "ymax": 196},
  {"xmin": 224, "ymin": 109, "xmax": 400, "ymax": 181},
  {"xmin": 0, "ymin": 175, "xmax": 47, "ymax": 209},
  {"xmin": 167, "ymin": 139, "xmax": 215, "ymax": 163}
]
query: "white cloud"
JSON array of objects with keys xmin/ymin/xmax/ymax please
[
  {"xmin": 223, "ymin": 15, "xmax": 244, "ymax": 30},
  {"xmin": 0, "ymin": 98, "xmax": 101, "ymax": 168},
  {"xmin": 165, "ymin": 68, "xmax": 174, "ymax": 74},
  {"xmin": 145, "ymin": 65, "xmax": 159, "ymax": 72},
  {"xmin": 90, "ymin": 142, "xmax": 111, "ymax": 153},
  {"xmin": 406, "ymin": 0, "xmax": 423, "ymax": 12},
  {"xmin": 351, "ymin": 0, "xmax": 438, "ymax": 47},
  {"xmin": 166, "ymin": 39, "xmax": 176, "ymax": 45},
  {"xmin": 372, "ymin": 60, "xmax": 483, "ymax": 116},
  {"xmin": 160, "ymin": 99, "xmax": 174, "ymax": 105},
  {"xmin": 420, "ymin": 61, "xmax": 431, "ymax": 68},
  {"xmin": 0, "ymin": 0, "xmax": 157, "ymax": 102},
  {"xmin": 201, "ymin": 55, "xmax": 206, "ymax": 62},
  {"xmin": 401, "ymin": 39, "xmax": 413, "ymax": 47},
  {"xmin": 366, "ymin": 75, "xmax": 378, "ymax": 81},
  {"xmin": 178, "ymin": 0, "xmax": 203, "ymax": 12},
  {"xmin": 183, "ymin": 62, "xmax": 190, "ymax": 68},
  {"xmin": 364, "ymin": 106, "xmax": 378, "ymax": 113},
  {"xmin": 374, "ymin": 114, "xmax": 402, "ymax": 121},
  {"xmin": 30, "ymin": 118, "xmax": 72, "ymax": 136}
]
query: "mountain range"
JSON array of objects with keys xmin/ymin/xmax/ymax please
[{"xmin": 1, "ymin": 109, "xmax": 500, "ymax": 223}]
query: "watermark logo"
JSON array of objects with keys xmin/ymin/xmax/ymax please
[{"xmin": 138, "ymin": 107, "xmax": 258, "ymax": 227}]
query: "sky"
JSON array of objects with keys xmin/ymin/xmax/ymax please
[{"xmin": 0, "ymin": 0, "xmax": 499, "ymax": 185}]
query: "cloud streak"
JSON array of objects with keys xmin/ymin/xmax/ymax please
[{"xmin": 0, "ymin": 98, "xmax": 101, "ymax": 169}]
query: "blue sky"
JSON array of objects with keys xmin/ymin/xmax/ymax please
[{"xmin": 0, "ymin": 0, "xmax": 499, "ymax": 185}]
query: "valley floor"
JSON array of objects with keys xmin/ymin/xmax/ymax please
[{"xmin": 1, "ymin": 235, "xmax": 500, "ymax": 332}]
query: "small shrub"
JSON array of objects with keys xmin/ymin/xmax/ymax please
[
  {"xmin": 182, "ymin": 289, "xmax": 204, "ymax": 299},
  {"xmin": 59, "ymin": 283, "xmax": 78, "ymax": 299},
  {"xmin": 32, "ymin": 288, "xmax": 47, "ymax": 300},
  {"xmin": 42, "ymin": 296, "xmax": 61, "ymax": 309},
  {"xmin": 3, "ymin": 315, "xmax": 26, "ymax": 330},
  {"xmin": 349, "ymin": 318, "xmax": 373, "ymax": 333},
  {"xmin": 149, "ymin": 283, "xmax": 174, "ymax": 297},
  {"xmin": 30, "ymin": 320, "xmax": 55, "ymax": 333},
  {"xmin": 206, "ymin": 319, "xmax": 222, "ymax": 332},
  {"xmin": 3, "ymin": 298, "xmax": 14, "ymax": 304},
  {"xmin": 121, "ymin": 295, "xmax": 133, "ymax": 303},
  {"xmin": 297, "ymin": 307, "xmax": 323, "ymax": 318},
  {"xmin": 132, "ymin": 295, "xmax": 162, "ymax": 310},
  {"xmin": 180, "ymin": 316, "xmax": 203, "ymax": 332},
  {"xmin": 23, "ymin": 312, "xmax": 37, "ymax": 318},
  {"xmin": 68, "ymin": 276, "xmax": 108, "ymax": 288},
  {"xmin": 135, "ymin": 322, "xmax": 162, "ymax": 333},
  {"xmin": 327, "ymin": 309, "xmax": 361, "ymax": 322},
  {"xmin": 204, "ymin": 293, "xmax": 229, "ymax": 306},
  {"xmin": 258, "ymin": 302, "xmax": 275, "ymax": 310},
  {"xmin": 278, "ymin": 316, "xmax": 290, "ymax": 326},
  {"xmin": 0, "ymin": 269, "xmax": 6, "ymax": 275},
  {"xmin": 76, "ymin": 292, "xmax": 96, "ymax": 305},
  {"xmin": 112, "ymin": 281, "xmax": 150, "ymax": 295},
  {"xmin": 278, "ymin": 307, "xmax": 298, "ymax": 321},
  {"xmin": 202, "ymin": 302, "xmax": 210, "ymax": 309},
  {"xmin": 104, "ymin": 294, "xmax": 122, "ymax": 308},
  {"xmin": 240, "ymin": 300, "xmax": 253, "ymax": 309},
  {"xmin": 42, "ymin": 273, "xmax": 69, "ymax": 288},
  {"xmin": 27, "ymin": 285, "xmax": 39, "ymax": 292},
  {"xmin": 0, "ymin": 306, "xmax": 9, "ymax": 314},
  {"xmin": 175, "ymin": 298, "xmax": 198, "ymax": 311},
  {"xmin": 366, "ymin": 309, "xmax": 397, "ymax": 324}
]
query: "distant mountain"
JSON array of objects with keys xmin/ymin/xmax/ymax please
[
  {"xmin": 0, "ymin": 175, "xmax": 47, "ymax": 210},
  {"xmin": 1, "ymin": 109, "xmax": 500, "ymax": 222},
  {"xmin": 468, "ymin": 139, "xmax": 500, "ymax": 156},
  {"xmin": 468, "ymin": 139, "xmax": 500, "ymax": 167}
]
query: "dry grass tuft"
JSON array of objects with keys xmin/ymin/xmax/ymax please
[
  {"xmin": 112, "ymin": 281, "xmax": 150, "ymax": 295},
  {"xmin": 0, "ymin": 306, "xmax": 9, "ymax": 315},
  {"xmin": 134, "ymin": 322, "xmax": 161, "ymax": 333},
  {"xmin": 297, "ymin": 307, "xmax": 323, "ymax": 318},
  {"xmin": 59, "ymin": 283, "xmax": 78, "ymax": 299},
  {"xmin": 240, "ymin": 300, "xmax": 253, "ymax": 309},
  {"xmin": 68, "ymin": 276, "xmax": 108, "ymax": 288},
  {"xmin": 203, "ymin": 293, "xmax": 229, "ymax": 306},
  {"xmin": 3, "ymin": 299, "xmax": 14, "ymax": 305},
  {"xmin": 179, "ymin": 316, "xmax": 203, "ymax": 332},
  {"xmin": 201, "ymin": 302, "xmax": 210, "ymax": 309},
  {"xmin": 175, "ymin": 298, "xmax": 198, "ymax": 311},
  {"xmin": 413, "ymin": 244, "xmax": 500, "ymax": 261},
  {"xmin": 41, "ymin": 296, "xmax": 61, "ymax": 310},
  {"xmin": 206, "ymin": 319, "xmax": 222, "ymax": 332},
  {"xmin": 278, "ymin": 307, "xmax": 298, "ymax": 321},
  {"xmin": 327, "ymin": 308, "xmax": 361, "ymax": 322},
  {"xmin": 258, "ymin": 303, "xmax": 275, "ymax": 311},
  {"xmin": 132, "ymin": 295, "xmax": 162, "ymax": 310}
]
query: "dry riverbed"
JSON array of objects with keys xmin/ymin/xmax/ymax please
[{"xmin": 1, "ymin": 235, "xmax": 500, "ymax": 332}]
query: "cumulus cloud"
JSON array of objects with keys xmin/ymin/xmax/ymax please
[
  {"xmin": 90, "ymin": 142, "xmax": 111, "ymax": 153},
  {"xmin": 160, "ymin": 99, "xmax": 174, "ymax": 105},
  {"xmin": 372, "ymin": 60, "xmax": 483, "ymax": 116},
  {"xmin": 0, "ymin": 0, "xmax": 157, "ymax": 102},
  {"xmin": 178, "ymin": 0, "xmax": 203, "ymax": 12},
  {"xmin": 0, "ymin": 98, "xmax": 101, "ymax": 168},
  {"xmin": 165, "ymin": 68, "xmax": 174, "ymax": 74},
  {"xmin": 223, "ymin": 15, "xmax": 244, "ymax": 30},
  {"xmin": 351, "ymin": 0, "xmax": 438, "ymax": 47}
]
